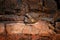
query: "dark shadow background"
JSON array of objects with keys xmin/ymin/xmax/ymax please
[{"xmin": 55, "ymin": 0, "xmax": 60, "ymax": 9}]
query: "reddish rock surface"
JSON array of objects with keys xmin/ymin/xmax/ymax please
[
  {"xmin": 6, "ymin": 20, "xmax": 54, "ymax": 35},
  {"xmin": 55, "ymin": 22, "xmax": 60, "ymax": 34},
  {"xmin": 0, "ymin": 23, "xmax": 5, "ymax": 34},
  {"xmin": 55, "ymin": 34, "xmax": 60, "ymax": 40},
  {"xmin": 0, "ymin": 34, "xmax": 6, "ymax": 40}
]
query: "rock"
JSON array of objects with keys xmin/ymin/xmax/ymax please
[
  {"xmin": 6, "ymin": 23, "xmax": 25, "ymax": 34},
  {"xmin": 0, "ymin": 23, "xmax": 5, "ymax": 34},
  {"xmin": 23, "ymin": 0, "xmax": 42, "ymax": 11},
  {"xmin": 6, "ymin": 20, "xmax": 55, "ymax": 35},
  {"xmin": 55, "ymin": 22, "xmax": 60, "ymax": 33},
  {"xmin": 0, "ymin": 15, "xmax": 24, "ymax": 21},
  {"xmin": 22, "ymin": 25, "xmax": 40, "ymax": 34},
  {"xmin": 56, "ymin": 34, "xmax": 60, "ymax": 40},
  {"xmin": 44, "ymin": 0, "xmax": 57, "ymax": 13}
]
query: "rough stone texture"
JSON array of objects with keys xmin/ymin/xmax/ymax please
[
  {"xmin": 23, "ymin": 0, "xmax": 42, "ymax": 10},
  {"xmin": 0, "ymin": 23, "xmax": 5, "ymax": 34},
  {"xmin": 44, "ymin": 0, "xmax": 57, "ymax": 10},
  {"xmin": 0, "ymin": 15, "xmax": 24, "ymax": 21},
  {"xmin": 55, "ymin": 22, "xmax": 60, "ymax": 33},
  {"xmin": 23, "ymin": 0, "xmax": 57, "ymax": 12},
  {"xmin": 5, "ymin": 20, "xmax": 56, "ymax": 40},
  {"xmin": 0, "ymin": 23, "xmax": 5, "ymax": 40},
  {"xmin": 0, "ymin": 34, "xmax": 6, "ymax": 40},
  {"xmin": 56, "ymin": 34, "xmax": 60, "ymax": 40},
  {"xmin": 0, "ymin": 0, "xmax": 57, "ymax": 23},
  {"xmin": 6, "ymin": 20, "xmax": 54, "ymax": 35},
  {"xmin": 6, "ymin": 34, "xmax": 54, "ymax": 40},
  {"xmin": 0, "ymin": 0, "xmax": 59, "ymax": 40},
  {"xmin": 6, "ymin": 23, "xmax": 25, "ymax": 34}
]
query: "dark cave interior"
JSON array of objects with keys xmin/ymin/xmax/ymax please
[{"xmin": 55, "ymin": 0, "xmax": 60, "ymax": 9}]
